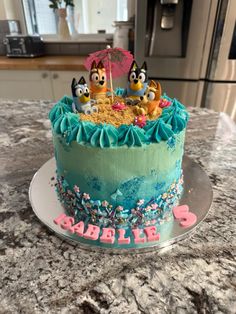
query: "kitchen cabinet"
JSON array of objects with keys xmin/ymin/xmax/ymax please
[
  {"xmin": 51, "ymin": 71, "xmax": 89, "ymax": 100},
  {"xmin": 0, "ymin": 70, "xmax": 88, "ymax": 101},
  {"xmin": 0, "ymin": 70, "xmax": 53, "ymax": 100}
]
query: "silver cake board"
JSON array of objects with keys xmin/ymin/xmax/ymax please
[{"xmin": 29, "ymin": 156, "xmax": 213, "ymax": 254}]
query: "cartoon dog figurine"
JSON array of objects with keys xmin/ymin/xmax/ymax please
[
  {"xmin": 71, "ymin": 77, "xmax": 98, "ymax": 114},
  {"xmin": 90, "ymin": 60, "xmax": 110, "ymax": 104},
  {"xmin": 124, "ymin": 60, "xmax": 148, "ymax": 105},
  {"xmin": 134, "ymin": 80, "xmax": 162, "ymax": 118}
]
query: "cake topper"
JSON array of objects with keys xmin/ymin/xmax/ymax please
[
  {"xmin": 124, "ymin": 60, "xmax": 148, "ymax": 106},
  {"xmin": 71, "ymin": 77, "xmax": 98, "ymax": 114},
  {"xmin": 89, "ymin": 60, "xmax": 110, "ymax": 105},
  {"xmin": 134, "ymin": 115, "xmax": 147, "ymax": 128},
  {"xmin": 84, "ymin": 46, "xmax": 134, "ymax": 104},
  {"xmin": 134, "ymin": 80, "xmax": 162, "ymax": 118}
]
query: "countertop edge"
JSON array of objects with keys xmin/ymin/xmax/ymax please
[{"xmin": 0, "ymin": 56, "xmax": 87, "ymax": 71}]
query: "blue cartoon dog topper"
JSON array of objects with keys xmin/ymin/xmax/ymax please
[
  {"xmin": 71, "ymin": 76, "xmax": 98, "ymax": 115},
  {"xmin": 124, "ymin": 60, "xmax": 148, "ymax": 105}
]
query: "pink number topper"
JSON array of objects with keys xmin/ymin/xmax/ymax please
[{"xmin": 173, "ymin": 205, "xmax": 197, "ymax": 228}]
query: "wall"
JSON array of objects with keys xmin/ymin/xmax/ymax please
[
  {"xmin": 0, "ymin": 0, "xmax": 6, "ymax": 19},
  {"xmin": 86, "ymin": 0, "xmax": 118, "ymax": 33},
  {"xmin": 0, "ymin": 0, "xmax": 26, "ymax": 33}
]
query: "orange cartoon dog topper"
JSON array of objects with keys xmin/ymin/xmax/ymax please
[
  {"xmin": 89, "ymin": 60, "xmax": 110, "ymax": 104},
  {"xmin": 135, "ymin": 80, "xmax": 162, "ymax": 118}
]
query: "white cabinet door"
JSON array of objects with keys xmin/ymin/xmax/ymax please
[
  {"xmin": 0, "ymin": 70, "xmax": 53, "ymax": 100},
  {"xmin": 0, "ymin": 70, "xmax": 90, "ymax": 101},
  {"xmin": 51, "ymin": 71, "xmax": 89, "ymax": 100}
]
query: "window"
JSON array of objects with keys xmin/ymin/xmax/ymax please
[
  {"xmin": 22, "ymin": 0, "xmax": 128, "ymax": 36},
  {"xmin": 23, "ymin": 0, "xmax": 57, "ymax": 34}
]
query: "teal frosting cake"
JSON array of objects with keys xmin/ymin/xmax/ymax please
[
  {"xmin": 49, "ymin": 51, "xmax": 189, "ymax": 249},
  {"xmin": 49, "ymin": 93, "xmax": 189, "ymax": 249}
]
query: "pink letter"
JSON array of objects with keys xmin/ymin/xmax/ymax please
[
  {"xmin": 117, "ymin": 229, "xmax": 130, "ymax": 245},
  {"xmin": 83, "ymin": 224, "xmax": 100, "ymax": 240},
  {"xmin": 70, "ymin": 221, "xmax": 84, "ymax": 237},
  {"xmin": 144, "ymin": 226, "xmax": 160, "ymax": 242},
  {"xmin": 60, "ymin": 216, "xmax": 74, "ymax": 230},
  {"xmin": 100, "ymin": 228, "xmax": 115, "ymax": 244},
  {"xmin": 53, "ymin": 213, "xmax": 66, "ymax": 225},
  {"xmin": 132, "ymin": 229, "xmax": 146, "ymax": 244},
  {"xmin": 173, "ymin": 205, "xmax": 197, "ymax": 228}
]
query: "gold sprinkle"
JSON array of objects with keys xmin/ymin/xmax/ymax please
[{"xmin": 79, "ymin": 96, "xmax": 155, "ymax": 127}]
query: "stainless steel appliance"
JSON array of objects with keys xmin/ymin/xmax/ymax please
[
  {"xmin": 0, "ymin": 20, "xmax": 21, "ymax": 55},
  {"xmin": 135, "ymin": 0, "xmax": 236, "ymax": 120},
  {"xmin": 203, "ymin": 0, "xmax": 236, "ymax": 120},
  {"xmin": 4, "ymin": 35, "xmax": 45, "ymax": 58}
]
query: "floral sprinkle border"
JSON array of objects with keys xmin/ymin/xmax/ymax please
[{"xmin": 56, "ymin": 174, "xmax": 184, "ymax": 229}]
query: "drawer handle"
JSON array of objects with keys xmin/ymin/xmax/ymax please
[
  {"xmin": 53, "ymin": 73, "xmax": 59, "ymax": 79},
  {"xmin": 42, "ymin": 72, "xmax": 48, "ymax": 79}
]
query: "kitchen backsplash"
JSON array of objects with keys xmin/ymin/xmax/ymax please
[
  {"xmin": 0, "ymin": 40, "xmax": 113, "ymax": 56},
  {"xmin": 44, "ymin": 41, "xmax": 112, "ymax": 56}
]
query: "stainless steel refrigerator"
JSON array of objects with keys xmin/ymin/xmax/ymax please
[{"xmin": 135, "ymin": 0, "xmax": 236, "ymax": 120}]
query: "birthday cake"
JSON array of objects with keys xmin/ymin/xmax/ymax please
[{"xmin": 49, "ymin": 48, "xmax": 191, "ymax": 249}]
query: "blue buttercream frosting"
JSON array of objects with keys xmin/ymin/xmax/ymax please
[
  {"xmin": 49, "ymin": 94, "xmax": 189, "ymax": 148},
  {"xmin": 53, "ymin": 112, "xmax": 79, "ymax": 135},
  {"xmin": 49, "ymin": 102, "xmax": 70, "ymax": 122},
  {"xmin": 144, "ymin": 118, "xmax": 174, "ymax": 142},
  {"xmin": 67, "ymin": 121, "xmax": 95, "ymax": 144},
  {"xmin": 118, "ymin": 124, "xmax": 147, "ymax": 147},
  {"xmin": 89, "ymin": 124, "xmax": 119, "ymax": 148},
  {"xmin": 161, "ymin": 98, "xmax": 189, "ymax": 133}
]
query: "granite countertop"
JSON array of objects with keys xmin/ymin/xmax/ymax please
[{"xmin": 0, "ymin": 100, "xmax": 236, "ymax": 314}]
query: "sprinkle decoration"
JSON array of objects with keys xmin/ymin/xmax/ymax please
[
  {"xmin": 112, "ymin": 101, "xmax": 127, "ymax": 111},
  {"xmin": 56, "ymin": 174, "xmax": 184, "ymax": 229},
  {"xmin": 134, "ymin": 115, "xmax": 147, "ymax": 128},
  {"xmin": 159, "ymin": 98, "xmax": 172, "ymax": 108}
]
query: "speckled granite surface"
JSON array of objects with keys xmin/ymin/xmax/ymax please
[{"xmin": 0, "ymin": 99, "xmax": 236, "ymax": 314}]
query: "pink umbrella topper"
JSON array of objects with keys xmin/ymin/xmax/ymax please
[
  {"xmin": 85, "ymin": 46, "xmax": 134, "ymax": 103},
  {"xmin": 84, "ymin": 46, "xmax": 134, "ymax": 79}
]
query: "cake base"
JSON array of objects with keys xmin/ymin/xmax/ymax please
[{"xmin": 29, "ymin": 156, "xmax": 213, "ymax": 253}]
